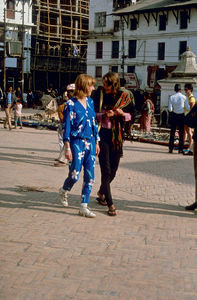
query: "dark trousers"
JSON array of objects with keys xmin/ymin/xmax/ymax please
[
  {"xmin": 169, "ymin": 112, "xmax": 184, "ymax": 151},
  {"xmin": 98, "ymin": 128, "xmax": 121, "ymax": 207}
]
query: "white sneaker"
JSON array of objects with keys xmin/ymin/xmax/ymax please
[
  {"xmin": 79, "ymin": 206, "xmax": 96, "ymax": 218},
  {"xmin": 59, "ymin": 187, "xmax": 68, "ymax": 207}
]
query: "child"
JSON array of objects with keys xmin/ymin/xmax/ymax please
[
  {"xmin": 14, "ymin": 99, "xmax": 23, "ymax": 129},
  {"xmin": 58, "ymin": 74, "xmax": 100, "ymax": 218}
]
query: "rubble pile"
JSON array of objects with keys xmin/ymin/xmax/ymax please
[
  {"xmin": 130, "ymin": 127, "xmax": 181, "ymax": 146},
  {"xmin": 20, "ymin": 94, "xmax": 59, "ymax": 130},
  {"xmin": 21, "ymin": 113, "xmax": 59, "ymax": 130}
]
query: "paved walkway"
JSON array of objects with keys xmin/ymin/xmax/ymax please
[{"xmin": 0, "ymin": 121, "xmax": 197, "ymax": 300}]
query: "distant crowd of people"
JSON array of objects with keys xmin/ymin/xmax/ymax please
[
  {"xmin": 1, "ymin": 74, "xmax": 196, "ymax": 216},
  {"xmin": 0, "ymin": 85, "xmax": 39, "ymax": 130}
]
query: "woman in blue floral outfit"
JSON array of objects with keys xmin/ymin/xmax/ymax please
[{"xmin": 58, "ymin": 74, "xmax": 100, "ymax": 218}]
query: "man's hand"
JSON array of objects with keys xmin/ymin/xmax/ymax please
[
  {"xmin": 106, "ymin": 110, "xmax": 115, "ymax": 118},
  {"xmin": 116, "ymin": 108, "xmax": 125, "ymax": 117}
]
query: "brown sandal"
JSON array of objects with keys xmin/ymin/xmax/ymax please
[
  {"xmin": 96, "ymin": 197, "xmax": 107, "ymax": 206},
  {"xmin": 108, "ymin": 208, "xmax": 117, "ymax": 216},
  {"xmin": 96, "ymin": 192, "xmax": 107, "ymax": 206}
]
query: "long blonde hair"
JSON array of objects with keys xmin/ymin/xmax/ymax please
[{"xmin": 74, "ymin": 74, "xmax": 96, "ymax": 98}]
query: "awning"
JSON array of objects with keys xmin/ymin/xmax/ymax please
[{"xmin": 112, "ymin": 0, "xmax": 197, "ymax": 16}]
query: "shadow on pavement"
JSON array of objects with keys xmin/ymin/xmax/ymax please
[
  {"xmin": 0, "ymin": 187, "xmax": 196, "ymax": 219},
  {"xmin": 114, "ymin": 198, "xmax": 197, "ymax": 219},
  {"xmin": 0, "ymin": 151, "xmax": 56, "ymax": 167},
  {"xmin": 0, "ymin": 128, "xmax": 56, "ymax": 135},
  {"xmin": 120, "ymin": 158, "xmax": 193, "ymax": 185},
  {"xmin": 123, "ymin": 145, "xmax": 167, "ymax": 154},
  {"xmin": 0, "ymin": 188, "xmax": 81, "ymax": 217},
  {"xmin": 0, "ymin": 145, "xmax": 57, "ymax": 153}
]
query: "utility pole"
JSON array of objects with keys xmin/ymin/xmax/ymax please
[
  {"xmin": 121, "ymin": 16, "xmax": 125, "ymax": 80},
  {"xmin": 3, "ymin": 8, "xmax": 6, "ymax": 92},
  {"xmin": 21, "ymin": 0, "xmax": 25, "ymax": 95}
]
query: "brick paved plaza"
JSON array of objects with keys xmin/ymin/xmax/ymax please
[{"xmin": 0, "ymin": 120, "xmax": 197, "ymax": 300}]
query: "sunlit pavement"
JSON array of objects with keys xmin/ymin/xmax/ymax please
[{"xmin": 0, "ymin": 124, "xmax": 196, "ymax": 300}]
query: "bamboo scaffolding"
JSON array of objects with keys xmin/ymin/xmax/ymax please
[{"xmin": 32, "ymin": 0, "xmax": 89, "ymax": 89}]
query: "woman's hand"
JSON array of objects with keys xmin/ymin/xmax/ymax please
[
  {"xmin": 64, "ymin": 142, "xmax": 72, "ymax": 161},
  {"xmin": 65, "ymin": 149, "xmax": 72, "ymax": 161},
  {"xmin": 106, "ymin": 109, "xmax": 125, "ymax": 118},
  {"xmin": 96, "ymin": 143, "xmax": 100, "ymax": 156}
]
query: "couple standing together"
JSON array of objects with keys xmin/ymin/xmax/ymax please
[{"xmin": 58, "ymin": 72, "xmax": 133, "ymax": 218}]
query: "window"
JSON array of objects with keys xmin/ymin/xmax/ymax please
[
  {"xmin": 114, "ymin": 20, "xmax": 120, "ymax": 32},
  {"xmin": 7, "ymin": 0, "xmax": 15, "ymax": 19},
  {"xmin": 95, "ymin": 66, "xmax": 102, "ymax": 78},
  {"xmin": 127, "ymin": 66, "xmax": 135, "ymax": 73},
  {"xmin": 130, "ymin": 18, "xmax": 137, "ymax": 30},
  {"xmin": 112, "ymin": 41, "xmax": 119, "ymax": 59},
  {"xmin": 159, "ymin": 15, "xmax": 166, "ymax": 31},
  {"xmin": 128, "ymin": 40, "xmax": 137, "ymax": 58},
  {"xmin": 96, "ymin": 42, "xmax": 103, "ymax": 59},
  {"xmin": 179, "ymin": 41, "xmax": 187, "ymax": 59},
  {"xmin": 158, "ymin": 42, "xmax": 165, "ymax": 60},
  {"xmin": 95, "ymin": 12, "xmax": 106, "ymax": 28},
  {"xmin": 180, "ymin": 11, "xmax": 188, "ymax": 29},
  {"xmin": 156, "ymin": 68, "xmax": 165, "ymax": 81},
  {"xmin": 112, "ymin": 66, "xmax": 118, "ymax": 73},
  {"xmin": 113, "ymin": 0, "xmax": 133, "ymax": 9}
]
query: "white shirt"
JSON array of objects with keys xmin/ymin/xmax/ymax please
[
  {"xmin": 15, "ymin": 103, "xmax": 23, "ymax": 116},
  {"xmin": 168, "ymin": 92, "xmax": 189, "ymax": 114}
]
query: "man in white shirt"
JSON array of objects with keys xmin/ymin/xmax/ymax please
[{"xmin": 168, "ymin": 84, "xmax": 190, "ymax": 153}]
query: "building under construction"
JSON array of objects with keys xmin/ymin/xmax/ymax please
[{"xmin": 31, "ymin": 0, "xmax": 89, "ymax": 91}]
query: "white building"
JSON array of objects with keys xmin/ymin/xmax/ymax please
[
  {"xmin": 87, "ymin": 0, "xmax": 197, "ymax": 112},
  {"xmin": 0, "ymin": 0, "xmax": 34, "ymax": 91}
]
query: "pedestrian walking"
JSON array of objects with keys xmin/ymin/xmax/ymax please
[
  {"xmin": 184, "ymin": 103, "xmax": 197, "ymax": 211},
  {"xmin": 140, "ymin": 92, "xmax": 154, "ymax": 134},
  {"xmin": 58, "ymin": 74, "xmax": 100, "ymax": 218},
  {"xmin": 54, "ymin": 83, "xmax": 75, "ymax": 167},
  {"xmin": 27, "ymin": 89, "xmax": 34, "ymax": 108},
  {"xmin": 14, "ymin": 99, "xmax": 23, "ymax": 129},
  {"xmin": 93, "ymin": 72, "xmax": 132, "ymax": 216},
  {"xmin": 0, "ymin": 86, "xmax": 3, "ymax": 106},
  {"xmin": 3, "ymin": 86, "xmax": 15, "ymax": 130},
  {"xmin": 168, "ymin": 84, "xmax": 190, "ymax": 153},
  {"xmin": 15, "ymin": 86, "xmax": 23, "ymax": 103},
  {"xmin": 183, "ymin": 83, "xmax": 196, "ymax": 155}
]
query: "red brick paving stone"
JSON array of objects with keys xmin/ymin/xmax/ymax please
[{"xmin": 1, "ymin": 123, "xmax": 197, "ymax": 299}]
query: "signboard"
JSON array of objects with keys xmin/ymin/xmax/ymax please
[
  {"xmin": 124, "ymin": 73, "xmax": 138, "ymax": 89},
  {"xmin": 95, "ymin": 72, "xmax": 139, "ymax": 90}
]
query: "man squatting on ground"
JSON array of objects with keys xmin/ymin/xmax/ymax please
[{"xmin": 58, "ymin": 74, "xmax": 100, "ymax": 218}]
